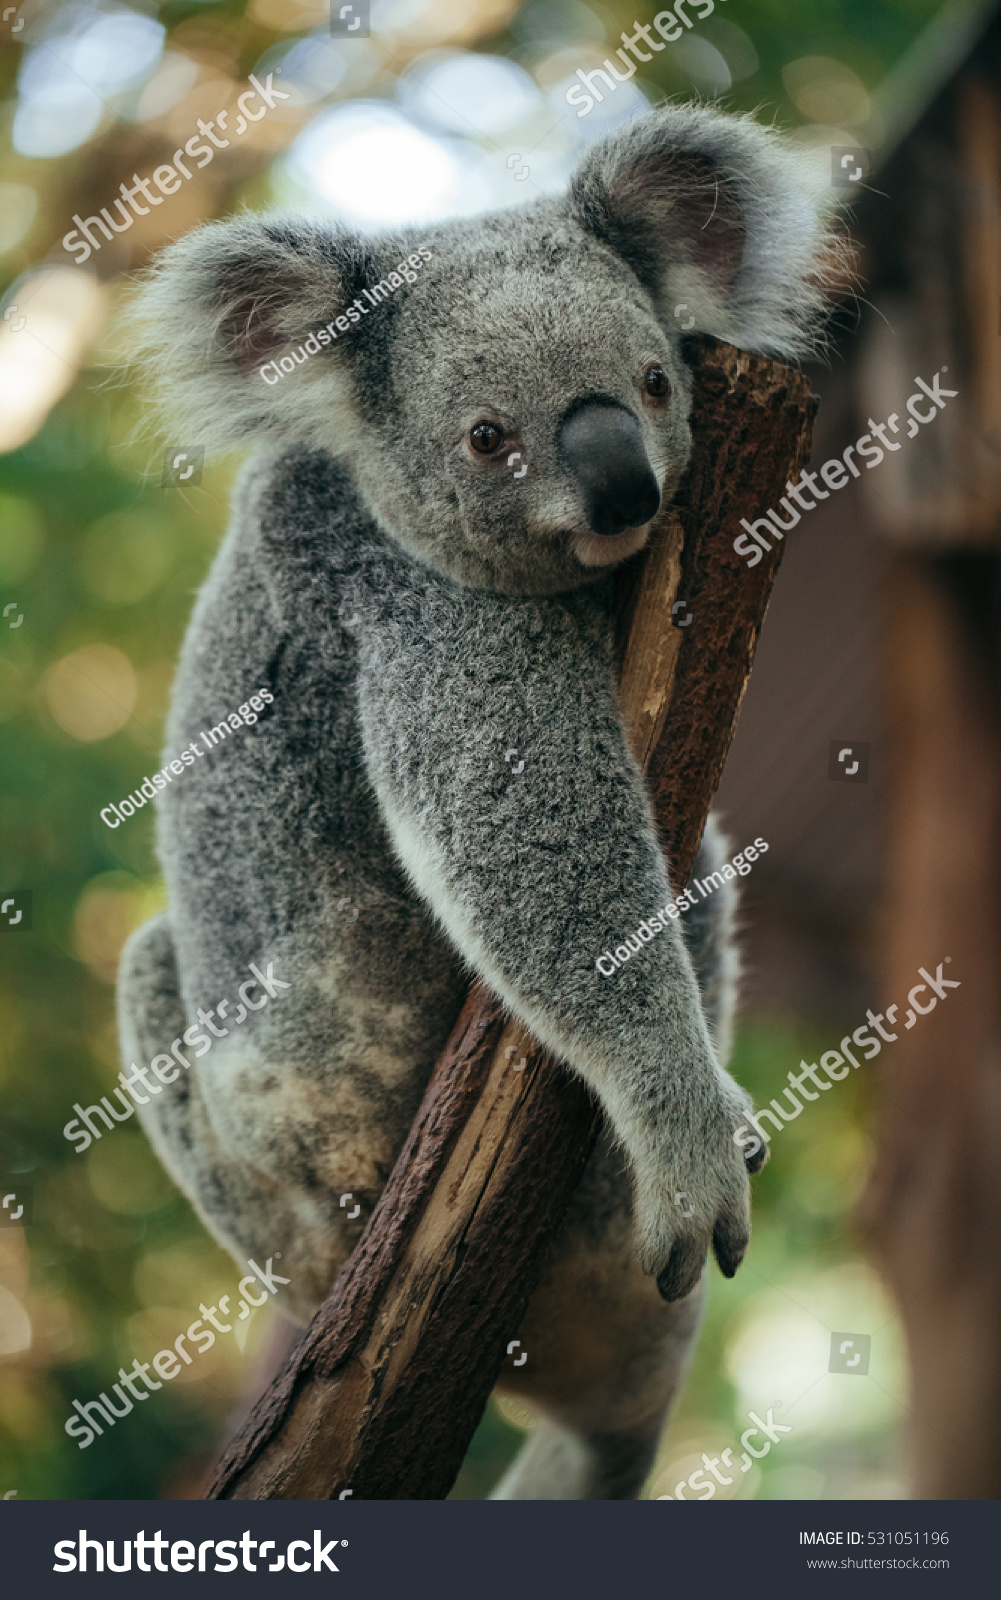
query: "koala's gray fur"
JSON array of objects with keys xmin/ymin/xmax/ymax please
[{"xmin": 119, "ymin": 101, "xmax": 835, "ymax": 1499}]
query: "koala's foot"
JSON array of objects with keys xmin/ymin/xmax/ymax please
[{"xmin": 632, "ymin": 1070, "xmax": 758, "ymax": 1303}]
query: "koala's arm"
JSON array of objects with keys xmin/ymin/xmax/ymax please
[{"xmin": 355, "ymin": 573, "xmax": 753, "ymax": 1299}]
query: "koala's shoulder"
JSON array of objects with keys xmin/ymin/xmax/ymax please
[{"xmin": 242, "ymin": 447, "xmax": 369, "ymax": 560}]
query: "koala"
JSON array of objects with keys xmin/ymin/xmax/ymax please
[{"xmin": 118, "ymin": 101, "xmax": 834, "ymax": 1500}]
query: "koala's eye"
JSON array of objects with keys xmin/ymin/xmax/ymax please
[
  {"xmin": 470, "ymin": 420, "xmax": 506, "ymax": 454},
  {"xmin": 644, "ymin": 364, "xmax": 671, "ymax": 399}
]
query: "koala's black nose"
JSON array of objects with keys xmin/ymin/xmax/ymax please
[{"xmin": 557, "ymin": 401, "xmax": 661, "ymax": 537}]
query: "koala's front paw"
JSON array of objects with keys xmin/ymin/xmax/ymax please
[{"xmin": 634, "ymin": 1076, "xmax": 760, "ymax": 1303}]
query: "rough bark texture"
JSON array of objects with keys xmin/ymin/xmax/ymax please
[{"xmin": 205, "ymin": 335, "xmax": 818, "ymax": 1501}]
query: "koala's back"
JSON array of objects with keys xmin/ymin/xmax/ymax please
[
  {"xmin": 160, "ymin": 447, "xmax": 374, "ymax": 1007},
  {"xmin": 117, "ymin": 449, "xmax": 473, "ymax": 1310},
  {"xmin": 168, "ymin": 458, "xmax": 467, "ymax": 1113}
]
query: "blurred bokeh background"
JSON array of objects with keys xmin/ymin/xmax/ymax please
[{"xmin": 2, "ymin": 0, "xmax": 997, "ymax": 1502}]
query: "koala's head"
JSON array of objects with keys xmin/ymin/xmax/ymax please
[{"xmin": 131, "ymin": 102, "xmax": 837, "ymax": 596}]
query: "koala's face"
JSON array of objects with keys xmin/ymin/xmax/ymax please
[
  {"xmin": 348, "ymin": 219, "xmax": 694, "ymax": 595},
  {"xmin": 134, "ymin": 103, "xmax": 832, "ymax": 595}
]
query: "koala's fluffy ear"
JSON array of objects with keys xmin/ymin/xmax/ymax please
[
  {"xmin": 568, "ymin": 103, "xmax": 840, "ymax": 361},
  {"xmin": 123, "ymin": 215, "xmax": 370, "ymax": 453}
]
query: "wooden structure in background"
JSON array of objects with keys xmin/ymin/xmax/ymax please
[{"xmin": 857, "ymin": 10, "xmax": 1001, "ymax": 1499}]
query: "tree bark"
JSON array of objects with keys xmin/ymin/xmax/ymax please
[{"xmin": 205, "ymin": 336, "xmax": 819, "ymax": 1501}]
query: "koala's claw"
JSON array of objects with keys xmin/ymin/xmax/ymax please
[
  {"xmin": 656, "ymin": 1237, "xmax": 707, "ymax": 1303},
  {"xmin": 650, "ymin": 1205, "xmax": 749, "ymax": 1301},
  {"xmin": 743, "ymin": 1137, "xmax": 769, "ymax": 1175},
  {"xmin": 712, "ymin": 1211, "xmax": 750, "ymax": 1280}
]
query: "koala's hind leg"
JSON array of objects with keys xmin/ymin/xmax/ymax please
[
  {"xmin": 490, "ymin": 1130, "xmax": 705, "ymax": 1500},
  {"xmin": 116, "ymin": 915, "xmax": 298, "ymax": 1293}
]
